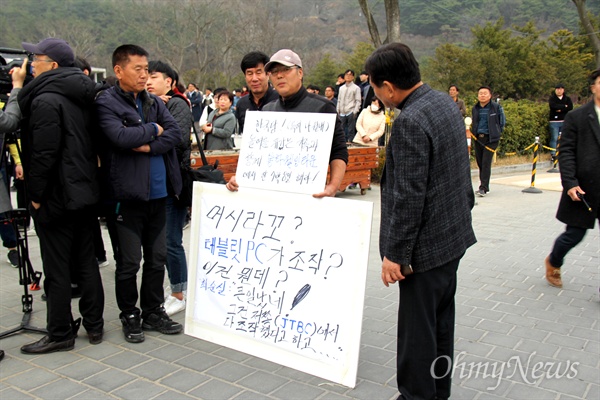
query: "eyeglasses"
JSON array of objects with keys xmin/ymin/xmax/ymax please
[
  {"xmin": 268, "ymin": 66, "xmax": 298, "ymax": 76},
  {"xmin": 32, "ymin": 56, "xmax": 54, "ymax": 63}
]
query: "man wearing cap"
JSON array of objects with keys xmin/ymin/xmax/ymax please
[
  {"xmin": 225, "ymin": 49, "xmax": 348, "ymax": 198},
  {"xmin": 548, "ymin": 83, "xmax": 573, "ymax": 160},
  {"xmin": 236, "ymin": 51, "xmax": 279, "ymax": 135},
  {"xmin": 17, "ymin": 38, "xmax": 105, "ymax": 353}
]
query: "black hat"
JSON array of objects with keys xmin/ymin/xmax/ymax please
[
  {"xmin": 22, "ymin": 38, "xmax": 75, "ymax": 67},
  {"xmin": 555, "ymin": 83, "xmax": 565, "ymax": 88}
]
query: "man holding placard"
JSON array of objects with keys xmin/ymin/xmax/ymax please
[
  {"xmin": 366, "ymin": 43, "xmax": 476, "ymax": 400},
  {"xmin": 226, "ymin": 49, "xmax": 348, "ymax": 198}
]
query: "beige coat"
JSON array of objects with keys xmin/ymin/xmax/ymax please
[{"xmin": 353, "ymin": 108, "xmax": 386, "ymax": 146}]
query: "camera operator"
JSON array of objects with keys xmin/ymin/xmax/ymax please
[
  {"xmin": 0, "ymin": 57, "xmax": 26, "ymax": 362},
  {"xmin": 0, "ymin": 59, "xmax": 26, "ymax": 264},
  {"xmin": 0, "ymin": 59, "xmax": 25, "ymax": 131}
]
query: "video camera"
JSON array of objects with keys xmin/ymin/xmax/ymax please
[{"xmin": 0, "ymin": 47, "xmax": 34, "ymax": 99}]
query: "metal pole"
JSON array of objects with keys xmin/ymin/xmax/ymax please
[
  {"xmin": 547, "ymin": 133, "xmax": 560, "ymax": 173},
  {"xmin": 523, "ymin": 136, "xmax": 543, "ymax": 194}
]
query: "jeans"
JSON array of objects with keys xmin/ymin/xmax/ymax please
[
  {"xmin": 340, "ymin": 113, "xmax": 356, "ymax": 143},
  {"xmin": 474, "ymin": 134, "xmax": 499, "ymax": 192},
  {"xmin": 113, "ymin": 198, "xmax": 166, "ymax": 318},
  {"xmin": 166, "ymin": 197, "xmax": 188, "ymax": 293},
  {"xmin": 549, "ymin": 121, "xmax": 563, "ymax": 156},
  {"xmin": 549, "ymin": 225, "xmax": 594, "ymax": 268}
]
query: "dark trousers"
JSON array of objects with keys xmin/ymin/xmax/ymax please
[
  {"xmin": 549, "ymin": 224, "xmax": 597, "ymax": 268},
  {"xmin": 340, "ymin": 113, "xmax": 356, "ymax": 143},
  {"xmin": 474, "ymin": 134, "xmax": 498, "ymax": 192},
  {"xmin": 92, "ymin": 217, "xmax": 107, "ymax": 261},
  {"xmin": 35, "ymin": 209, "xmax": 104, "ymax": 340},
  {"xmin": 396, "ymin": 258, "xmax": 460, "ymax": 400},
  {"xmin": 113, "ymin": 198, "xmax": 166, "ymax": 318}
]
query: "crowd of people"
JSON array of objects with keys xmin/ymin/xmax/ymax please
[{"xmin": 1, "ymin": 36, "xmax": 598, "ymax": 400}]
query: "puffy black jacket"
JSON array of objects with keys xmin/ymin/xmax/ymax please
[
  {"xmin": 166, "ymin": 92, "xmax": 192, "ymax": 170},
  {"xmin": 95, "ymin": 84, "xmax": 182, "ymax": 201},
  {"xmin": 263, "ymin": 86, "xmax": 348, "ymax": 164},
  {"xmin": 18, "ymin": 67, "xmax": 99, "ymax": 221}
]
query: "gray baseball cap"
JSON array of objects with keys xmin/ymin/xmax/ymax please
[{"xmin": 264, "ymin": 49, "xmax": 302, "ymax": 72}]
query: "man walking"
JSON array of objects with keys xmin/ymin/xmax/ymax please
[
  {"xmin": 545, "ymin": 70, "xmax": 600, "ymax": 288},
  {"xmin": 366, "ymin": 42, "xmax": 476, "ymax": 400},
  {"xmin": 471, "ymin": 86, "xmax": 505, "ymax": 197},
  {"xmin": 17, "ymin": 38, "xmax": 104, "ymax": 353},
  {"xmin": 95, "ymin": 44, "xmax": 183, "ymax": 343}
]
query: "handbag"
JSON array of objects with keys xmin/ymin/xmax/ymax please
[{"xmin": 176, "ymin": 125, "xmax": 226, "ymax": 207}]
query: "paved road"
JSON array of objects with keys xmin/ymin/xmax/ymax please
[{"xmin": 1, "ymin": 167, "xmax": 598, "ymax": 400}]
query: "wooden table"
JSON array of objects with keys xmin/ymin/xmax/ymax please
[{"xmin": 191, "ymin": 145, "xmax": 380, "ymax": 195}]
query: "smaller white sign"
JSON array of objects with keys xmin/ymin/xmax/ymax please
[{"xmin": 236, "ymin": 111, "xmax": 336, "ymax": 195}]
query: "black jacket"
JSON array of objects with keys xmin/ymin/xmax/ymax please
[
  {"xmin": 236, "ymin": 87, "xmax": 279, "ymax": 134},
  {"xmin": 549, "ymin": 93, "xmax": 573, "ymax": 122},
  {"xmin": 167, "ymin": 92, "xmax": 192, "ymax": 170},
  {"xmin": 471, "ymin": 101, "xmax": 505, "ymax": 143},
  {"xmin": 556, "ymin": 101, "xmax": 600, "ymax": 229},
  {"xmin": 263, "ymin": 86, "xmax": 348, "ymax": 165},
  {"xmin": 95, "ymin": 84, "xmax": 182, "ymax": 202},
  {"xmin": 18, "ymin": 67, "xmax": 99, "ymax": 222}
]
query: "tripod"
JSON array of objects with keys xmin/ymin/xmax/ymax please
[{"xmin": 0, "ymin": 208, "xmax": 46, "ymax": 339}]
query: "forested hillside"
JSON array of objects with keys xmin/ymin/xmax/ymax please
[{"xmin": 0, "ymin": 0, "xmax": 596, "ymax": 95}]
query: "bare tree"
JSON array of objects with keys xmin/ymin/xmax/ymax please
[
  {"xmin": 43, "ymin": 21, "xmax": 97, "ymax": 63},
  {"xmin": 572, "ymin": 0, "xmax": 600, "ymax": 68},
  {"xmin": 357, "ymin": 0, "xmax": 400, "ymax": 47}
]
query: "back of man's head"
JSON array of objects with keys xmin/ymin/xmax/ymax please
[
  {"xmin": 112, "ymin": 44, "xmax": 148, "ymax": 68},
  {"xmin": 366, "ymin": 43, "xmax": 421, "ymax": 90},
  {"xmin": 74, "ymin": 56, "xmax": 91, "ymax": 75},
  {"xmin": 589, "ymin": 69, "xmax": 600, "ymax": 85},
  {"xmin": 148, "ymin": 60, "xmax": 176, "ymax": 83},
  {"xmin": 241, "ymin": 51, "xmax": 270, "ymax": 73}
]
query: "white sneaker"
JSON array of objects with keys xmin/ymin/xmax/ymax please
[
  {"xmin": 163, "ymin": 295, "xmax": 186, "ymax": 316},
  {"xmin": 164, "ymin": 286, "xmax": 172, "ymax": 300}
]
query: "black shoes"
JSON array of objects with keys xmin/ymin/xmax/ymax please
[
  {"xmin": 120, "ymin": 312, "xmax": 145, "ymax": 343},
  {"xmin": 121, "ymin": 308, "xmax": 183, "ymax": 343},
  {"xmin": 7, "ymin": 249, "xmax": 19, "ymax": 268},
  {"xmin": 142, "ymin": 308, "xmax": 183, "ymax": 335},
  {"xmin": 88, "ymin": 331, "xmax": 103, "ymax": 345},
  {"xmin": 21, "ymin": 335, "xmax": 75, "ymax": 354}
]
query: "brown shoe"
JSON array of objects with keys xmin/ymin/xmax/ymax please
[{"xmin": 545, "ymin": 256, "xmax": 563, "ymax": 288}]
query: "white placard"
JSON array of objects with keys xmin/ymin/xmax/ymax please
[
  {"xmin": 235, "ymin": 111, "xmax": 336, "ymax": 195},
  {"xmin": 185, "ymin": 182, "xmax": 373, "ymax": 387}
]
